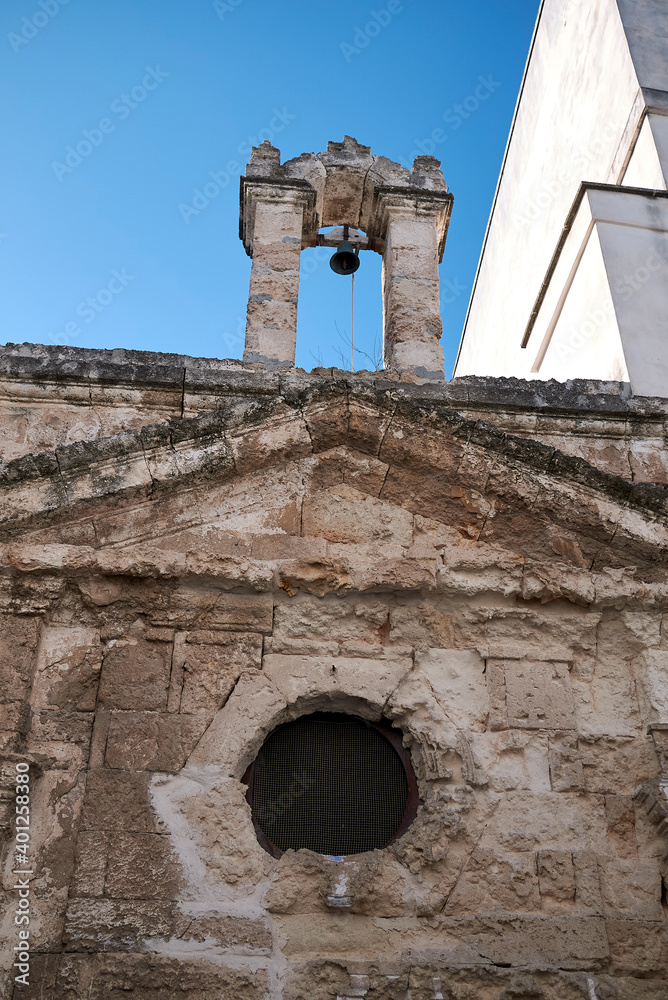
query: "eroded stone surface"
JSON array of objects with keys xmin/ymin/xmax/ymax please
[{"xmin": 0, "ymin": 354, "xmax": 667, "ymax": 999}]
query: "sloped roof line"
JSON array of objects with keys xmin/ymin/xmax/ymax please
[{"xmin": 0, "ymin": 383, "xmax": 667, "ymax": 527}]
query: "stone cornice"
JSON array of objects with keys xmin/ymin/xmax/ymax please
[
  {"xmin": 239, "ymin": 176, "xmax": 318, "ymax": 256},
  {"xmin": 0, "ymin": 381, "xmax": 667, "ymax": 535},
  {"xmin": 367, "ymin": 186, "xmax": 454, "ymax": 262},
  {"xmin": 2, "ymin": 344, "xmax": 668, "ymax": 420}
]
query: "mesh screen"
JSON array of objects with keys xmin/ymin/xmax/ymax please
[{"xmin": 251, "ymin": 714, "xmax": 408, "ymax": 856}]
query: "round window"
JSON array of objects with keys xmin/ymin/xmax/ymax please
[{"xmin": 244, "ymin": 712, "xmax": 418, "ymax": 857}]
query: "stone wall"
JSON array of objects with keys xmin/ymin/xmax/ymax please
[
  {"xmin": 0, "ymin": 350, "xmax": 667, "ymax": 999},
  {"xmin": 2, "ymin": 344, "xmax": 668, "ymax": 484}
]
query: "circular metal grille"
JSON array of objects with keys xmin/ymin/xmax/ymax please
[{"xmin": 247, "ymin": 713, "xmax": 413, "ymax": 857}]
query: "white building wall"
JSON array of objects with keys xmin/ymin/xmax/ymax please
[
  {"xmin": 536, "ymin": 227, "xmax": 628, "ymax": 384},
  {"xmin": 455, "ymin": 0, "xmax": 668, "ymax": 394},
  {"xmin": 617, "ymin": 0, "xmax": 668, "ymax": 92},
  {"xmin": 622, "ymin": 115, "xmax": 667, "ymax": 188}
]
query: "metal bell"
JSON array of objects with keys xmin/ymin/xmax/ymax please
[{"xmin": 329, "ymin": 240, "xmax": 360, "ymax": 275}]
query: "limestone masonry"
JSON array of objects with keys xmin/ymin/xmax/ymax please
[
  {"xmin": 0, "ymin": 343, "xmax": 667, "ymax": 999},
  {"xmin": 1, "ymin": 1, "xmax": 668, "ymax": 998}
]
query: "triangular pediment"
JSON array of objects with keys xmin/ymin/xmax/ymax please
[{"xmin": 1, "ymin": 384, "xmax": 667, "ymax": 604}]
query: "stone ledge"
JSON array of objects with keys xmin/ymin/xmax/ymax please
[
  {"xmin": 1, "ymin": 380, "xmax": 666, "ymax": 525},
  {"xmin": 2, "ymin": 342, "xmax": 668, "ymax": 417}
]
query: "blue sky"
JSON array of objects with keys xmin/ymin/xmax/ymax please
[{"xmin": 0, "ymin": 0, "xmax": 540, "ymax": 376}]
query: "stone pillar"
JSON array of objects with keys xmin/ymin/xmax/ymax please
[
  {"xmin": 240, "ymin": 179, "xmax": 315, "ymax": 368},
  {"xmin": 378, "ymin": 189, "xmax": 453, "ymax": 379}
]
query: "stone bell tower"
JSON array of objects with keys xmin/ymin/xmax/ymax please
[{"xmin": 239, "ymin": 135, "xmax": 454, "ymax": 378}]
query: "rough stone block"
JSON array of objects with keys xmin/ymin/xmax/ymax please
[
  {"xmin": 445, "ymin": 848, "xmax": 541, "ymax": 913},
  {"xmin": 504, "ymin": 660, "xmax": 576, "ymax": 730},
  {"xmin": 304, "ymin": 447, "xmax": 389, "ymax": 499},
  {"xmin": 579, "ymin": 736, "xmax": 660, "ymax": 795},
  {"xmin": 9, "ymin": 885, "xmax": 71, "ymax": 957},
  {"xmin": 30, "ymin": 626, "xmax": 101, "ymax": 712},
  {"xmin": 0, "ymin": 613, "xmax": 40, "ymax": 702},
  {"xmin": 187, "ymin": 671, "xmax": 287, "ymax": 778},
  {"xmin": 274, "ymin": 595, "xmax": 389, "ymax": 645},
  {"xmin": 416, "ymin": 649, "xmax": 489, "ymax": 732},
  {"xmin": 98, "ymin": 638, "xmax": 172, "ymax": 711},
  {"xmin": 271, "ymin": 912, "xmax": 395, "ymax": 961},
  {"xmin": 265, "ymin": 850, "xmax": 406, "ymax": 918},
  {"xmin": 537, "ymin": 850, "xmax": 576, "ymax": 908},
  {"xmin": 605, "ymin": 794, "xmax": 638, "ymax": 858},
  {"xmin": 172, "ymin": 912, "xmax": 272, "ymax": 952},
  {"xmin": 597, "ymin": 612, "xmax": 662, "ymax": 659},
  {"xmin": 634, "ymin": 649, "xmax": 668, "ymax": 725},
  {"xmin": 302, "ymin": 485, "xmax": 414, "ymax": 546},
  {"xmin": 8, "ymin": 769, "xmax": 85, "ymax": 906},
  {"xmin": 599, "ymin": 859, "xmax": 663, "ymax": 919},
  {"xmin": 264, "ymin": 635, "xmax": 340, "ymax": 656},
  {"xmin": 467, "ymin": 731, "xmax": 551, "ymax": 791},
  {"xmin": 62, "ymin": 898, "xmax": 175, "ymax": 951},
  {"xmin": 386, "ymin": 668, "xmax": 460, "ymax": 766},
  {"xmin": 486, "ymin": 659, "xmax": 508, "ymax": 730},
  {"xmin": 71, "ymin": 831, "xmax": 108, "ymax": 897},
  {"xmin": 230, "ymin": 409, "xmax": 312, "ymax": 474},
  {"xmin": 104, "ymin": 712, "xmax": 209, "ymax": 771},
  {"xmin": 86, "ymin": 955, "xmax": 269, "ymax": 998},
  {"xmin": 572, "ymin": 655, "xmax": 642, "ymax": 736},
  {"xmin": 605, "ymin": 919, "xmax": 668, "ymax": 977},
  {"xmin": 346, "ymin": 398, "xmax": 395, "ymax": 456},
  {"xmin": 448, "ymin": 913, "xmax": 610, "ymax": 970},
  {"xmin": 104, "ymin": 832, "xmax": 181, "ymax": 899},
  {"xmin": 651, "ymin": 726, "xmax": 668, "ymax": 775},
  {"xmin": 472, "ymin": 606, "xmax": 599, "ymax": 665},
  {"xmin": 7, "ymin": 953, "xmax": 59, "ymax": 1000},
  {"xmin": 262, "ymin": 653, "xmax": 410, "ymax": 719},
  {"xmin": 80, "ymin": 769, "xmax": 164, "ymax": 833},
  {"xmin": 388, "ymin": 601, "xmax": 462, "ymax": 649},
  {"xmin": 0, "ymin": 702, "xmax": 29, "ymax": 740},
  {"xmin": 180, "ymin": 632, "xmax": 262, "ymax": 713},
  {"xmin": 573, "ymin": 851, "xmax": 603, "ymax": 913},
  {"xmin": 549, "ymin": 735, "xmax": 585, "ymax": 792},
  {"xmin": 249, "ymin": 533, "xmax": 327, "ymax": 562},
  {"xmin": 27, "ymin": 710, "xmax": 94, "ymax": 768},
  {"xmin": 480, "ymin": 792, "xmax": 608, "ymax": 854},
  {"xmin": 301, "ymin": 395, "xmax": 349, "ymax": 453},
  {"xmin": 147, "ymin": 587, "xmax": 274, "ymax": 632},
  {"xmin": 180, "ymin": 773, "xmax": 273, "ymax": 888}
]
